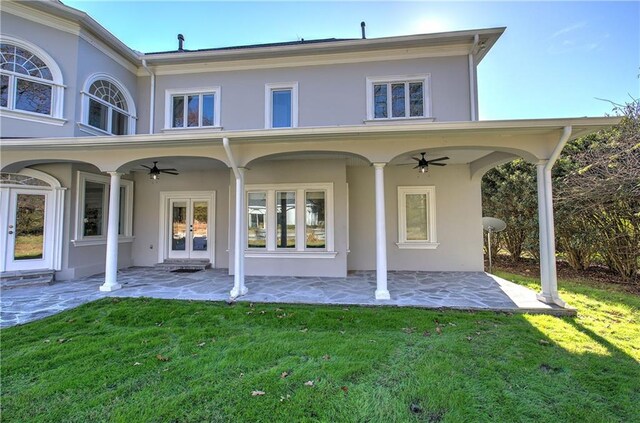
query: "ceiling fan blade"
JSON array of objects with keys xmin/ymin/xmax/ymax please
[
  {"xmin": 413, "ymin": 165, "xmax": 422, "ymax": 169},
  {"xmin": 429, "ymin": 162, "xmax": 447, "ymax": 166},
  {"xmin": 411, "ymin": 157, "xmax": 421, "ymax": 161},
  {"xmin": 395, "ymin": 163, "xmax": 416, "ymax": 166},
  {"xmin": 426, "ymin": 157, "xmax": 450, "ymax": 163},
  {"xmin": 140, "ymin": 164, "xmax": 152, "ymax": 170},
  {"xmin": 161, "ymin": 171, "xmax": 179, "ymax": 175},
  {"xmin": 158, "ymin": 168, "xmax": 178, "ymax": 172}
]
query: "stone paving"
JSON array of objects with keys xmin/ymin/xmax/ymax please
[{"xmin": 0, "ymin": 267, "xmax": 571, "ymax": 327}]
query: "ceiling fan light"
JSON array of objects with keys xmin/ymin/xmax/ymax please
[{"xmin": 150, "ymin": 173, "xmax": 160, "ymax": 182}]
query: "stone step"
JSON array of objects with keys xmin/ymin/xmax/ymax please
[
  {"xmin": 1, "ymin": 270, "xmax": 54, "ymax": 289},
  {"xmin": 155, "ymin": 259, "xmax": 211, "ymax": 272}
]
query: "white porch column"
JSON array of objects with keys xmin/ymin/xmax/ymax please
[
  {"xmin": 536, "ymin": 162, "xmax": 565, "ymax": 306},
  {"xmin": 100, "ymin": 172, "xmax": 123, "ymax": 292},
  {"xmin": 230, "ymin": 167, "xmax": 247, "ymax": 298},
  {"xmin": 373, "ymin": 163, "xmax": 390, "ymax": 300}
]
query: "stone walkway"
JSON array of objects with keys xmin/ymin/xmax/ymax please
[{"xmin": 0, "ymin": 267, "xmax": 571, "ymax": 327}]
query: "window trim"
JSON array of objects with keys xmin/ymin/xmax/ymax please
[
  {"xmin": 163, "ymin": 86, "xmax": 221, "ymax": 130},
  {"xmin": 396, "ymin": 185, "xmax": 439, "ymax": 249},
  {"xmin": 80, "ymin": 73, "xmax": 137, "ymax": 136},
  {"xmin": 245, "ymin": 182, "xmax": 333, "ymax": 256},
  {"xmin": 264, "ymin": 82, "xmax": 298, "ymax": 129},
  {"xmin": 0, "ymin": 35, "xmax": 65, "ymax": 122},
  {"xmin": 366, "ymin": 74, "xmax": 432, "ymax": 121},
  {"xmin": 72, "ymin": 171, "xmax": 134, "ymax": 246}
]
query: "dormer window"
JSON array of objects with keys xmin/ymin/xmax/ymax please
[
  {"xmin": 81, "ymin": 74, "xmax": 136, "ymax": 136},
  {"xmin": 366, "ymin": 74, "xmax": 432, "ymax": 121}
]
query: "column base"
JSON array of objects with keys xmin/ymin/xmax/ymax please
[
  {"xmin": 537, "ymin": 292, "xmax": 567, "ymax": 308},
  {"xmin": 100, "ymin": 283, "xmax": 122, "ymax": 292},
  {"xmin": 375, "ymin": 289, "xmax": 390, "ymax": 300},
  {"xmin": 230, "ymin": 286, "xmax": 248, "ymax": 299}
]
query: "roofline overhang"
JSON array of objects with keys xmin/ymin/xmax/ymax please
[{"xmin": 0, "ymin": 117, "xmax": 621, "ymax": 151}]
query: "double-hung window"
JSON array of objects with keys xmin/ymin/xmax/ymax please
[
  {"xmin": 265, "ymin": 82, "xmax": 298, "ymax": 128},
  {"xmin": 246, "ymin": 183, "xmax": 333, "ymax": 256},
  {"xmin": 165, "ymin": 87, "xmax": 221, "ymax": 129},
  {"xmin": 366, "ymin": 74, "xmax": 431, "ymax": 121},
  {"xmin": 73, "ymin": 172, "xmax": 134, "ymax": 245},
  {"xmin": 397, "ymin": 186, "xmax": 438, "ymax": 249}
]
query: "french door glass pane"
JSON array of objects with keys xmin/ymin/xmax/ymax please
[
  {"xmin": 187, "ymin": 95, "xmax": 199, "ymax": 127},
  {"xmin": 272, "ymin": 89, "xmax": 292, "ymax": 128},
  {"xmin": 391, "ymin": 83, "xmax": 405, "ymax": 117},
  {"xmin": 409, "ymin": 82, "xmax": 424, "ymax": 117},
  {"xmin": 15, "ymin": 78, "xmax": 52, "ymax": 115},
  {"xmin": 305, "ymin": 191, "xmax": 325, "ymax": 249},
  {"xmin": 202, "ymin": 94, "xmax": 214, "ymax": 126},
  {"xmin": 405, "ymin": 193, "xmax": 429, "ymax": 240},
  {"xmin": 0, "ymin": 74, "xmax": 8, "ymax": 107},
  {"xmin": 84, "ymin": 181, "xmax": 105, "ymax": 236},
  {"xmin": 192, "ymin": 201, "xmax": 208, "ymax": 251},
  {"xmin": 171, "ymin": 202, "xmax": 187, "ymax": 251},
  {"xmin": 276, "ymin": 191, "xmax": 295, "ymax": 248},
  {"xmin": 14, "ymin": 194, "xmax": 45, "ymax": 260},
  {"xmin": 172, "ymin": 96, "xmax": 184, "ymax": 127},
  {"xmin": 89, "ymin": 98, "xmax": 109, "ymax": 131},
  {"xmin": 247, "ymin": 192, "xmax": 266, "ymax": 248},
  {"xmin": 373, "ymin": 84, "xmax": 387, "ymax": 118},
  {"xmin": 111, "ymin": 110, "xmax": 128, "ymax": 135}
]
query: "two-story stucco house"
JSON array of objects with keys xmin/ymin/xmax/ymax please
[{"xmin": 0, "ymin": 0, "xmax": 618, "ymax": 306}]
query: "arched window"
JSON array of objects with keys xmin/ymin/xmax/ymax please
[
  {"xmin": 82, "ymin": 74, "xmax": 136, "ymax": 135},
  {"xmin": 0, "ymin": 37, "xmax": 64, "ymax": 121}
]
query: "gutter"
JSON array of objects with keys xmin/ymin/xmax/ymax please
[
  {"xmin": 468, "ymin": 34, "xmax": 479, "ymax": 121},
  {"xmin": 141, "ymin": 59, "xmax": 156, "ymax": 134}
]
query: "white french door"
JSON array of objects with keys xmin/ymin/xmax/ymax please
[
  {"xmin": 1, "ymin": 188, "xmax": 54, "ymax": 271},
  {"xmin": 167, "ymin": 197, "xmax": 212, "ymax": 260}
]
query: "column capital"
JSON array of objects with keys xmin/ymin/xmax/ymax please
[
  {"xmin": 372, "ymin": 162, "xmax": 387, "ymax": 169},
  {"xmin": 536, "ymin": 160, "xmax": 549, "ymax": 167},
  {"xmin": 106, "ymin": 171, "xmax": 124, "ymax": 176}
]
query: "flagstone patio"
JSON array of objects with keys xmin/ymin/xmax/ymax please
[{"xmin": 0, "ymin": 267, "xmax": 573, "ymax": 327}]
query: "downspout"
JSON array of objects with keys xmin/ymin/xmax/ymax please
[
  {"xmin": 141, "ymin": 59, "xmax": 155, "ymax": 134},
  {"xmin": 539, "ymin": 125, "xmax": 572, "ymax": 306},
  {"xmin": 223, "ymin": 137, "xmax": 247, "ymax": 298},
  {"xmin": 468, "ymin": 34, "xmax": 479, "ymax": 121}
]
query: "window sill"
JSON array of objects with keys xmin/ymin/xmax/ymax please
[
  {"xmin": 77, "ymin": 122, "xmax": 114, "ymax": 137},
  {"xmin": 0, "ymin": 108, "xmax": 66, "ymax": 126},
  {"xmin": 161, "ymin": 126, "xmax": 222, "ymax": 133},
  {"xmin": 244, "ymin": 250, "xmax": 338, "ymax": 259},
  {"xmin": 71, "ymin": 236, "xmax": 135, "ymax": 247},
  {"xmin": 363, "ymin": 117, "xmax": 436, "ymax": 125},
  {"xmin": 396, "ymin": 242, "xmax": 439, "ymax": 250}
]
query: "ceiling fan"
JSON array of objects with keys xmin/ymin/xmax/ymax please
[
  {"xmin": 406, "ymin": 152, "xmax": 449, "ymax": 173},
  {"xmin": 140, "ymin": 161, "xmax": 179, "ymax": 181}
]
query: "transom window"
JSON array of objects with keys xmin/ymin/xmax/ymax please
[
  {"xmin": 397, "ymin": 186, "xmax": 438, "ymax": 249},
  {"xmin": 165, "ymin": 87, "xmax": 221, "ymax": 130},
  {"xmin": 366, "ymin": 75, "xmax": 431, "ymax": 121},
  {"xmin": 81, "ymin": 74, "xmax": 136, "ymax": 136},
  {"xmin": 265, "ymin": 82, "xmax": 298, "ymax": 128},
  {"xmin": 246, "ymin": 183, "xmax": 333, "ymax": 253},
  {"xmin": 0, "ymin": 40, "xmax": 64, "ymax": 120}
]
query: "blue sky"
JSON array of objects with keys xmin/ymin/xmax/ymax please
[{"xmin": 64, "ymin": 1, "xmax": 639, "ymax": 120}]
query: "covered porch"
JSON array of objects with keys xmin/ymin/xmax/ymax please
[{"xmin": 0, "ymin": 267, "xmax": 573, "ymax": 327}]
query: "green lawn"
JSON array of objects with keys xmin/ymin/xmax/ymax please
[{"xmin": 1, "ymin": 273, "xmax": 638, "ymax": 422}]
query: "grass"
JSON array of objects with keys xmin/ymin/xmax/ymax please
[{"xmin": 1, "ymin": 273, "xmax": 638, "ymax": 422}]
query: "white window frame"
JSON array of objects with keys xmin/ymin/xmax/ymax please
[
  {"xmin": 80, "ymin": 73, "xmax": 137, "ymax": 136},
  {"xmin": 365, "ymin": 74, "xmax": 432, "ymax": 122},
  {"xmin": 164, "ymin": 86, "xmax": 221, "ymax": 130},
  {"xmin": 264, "ymin": 82, "xmax": 298, "ymax": 129},
  {"xmin": 0, "ymin": 35, "xmax": 65, "ymax": 125},
  {"xmin": 72, "ymin": 171, "xmax": 134, "ymax": 246},
  {"xmin": 245, "ymin": 183, "xmax": 335, "ymax": 258},
  {"xmin": 396, "ymin": 186, "xmax": 439, "ymax": 249}
]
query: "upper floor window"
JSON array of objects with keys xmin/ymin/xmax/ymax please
[
  {"xmin": 0, "ymin": 37, "xmax": 64, "ymax": 123},
  {"xmin": 164, "ymin": 87, "xmax": 221, "ymax": 130},
  {"xmin": 265, "ymin": 82, "xmax": 298, "ymax": 128},
  {"xmin": 81, "ymin": 74, "xmax": 136, "ymax": 136},
  {"xmin": 366, "ymin": 74, "xmax": 431, "ymax": 121}
]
